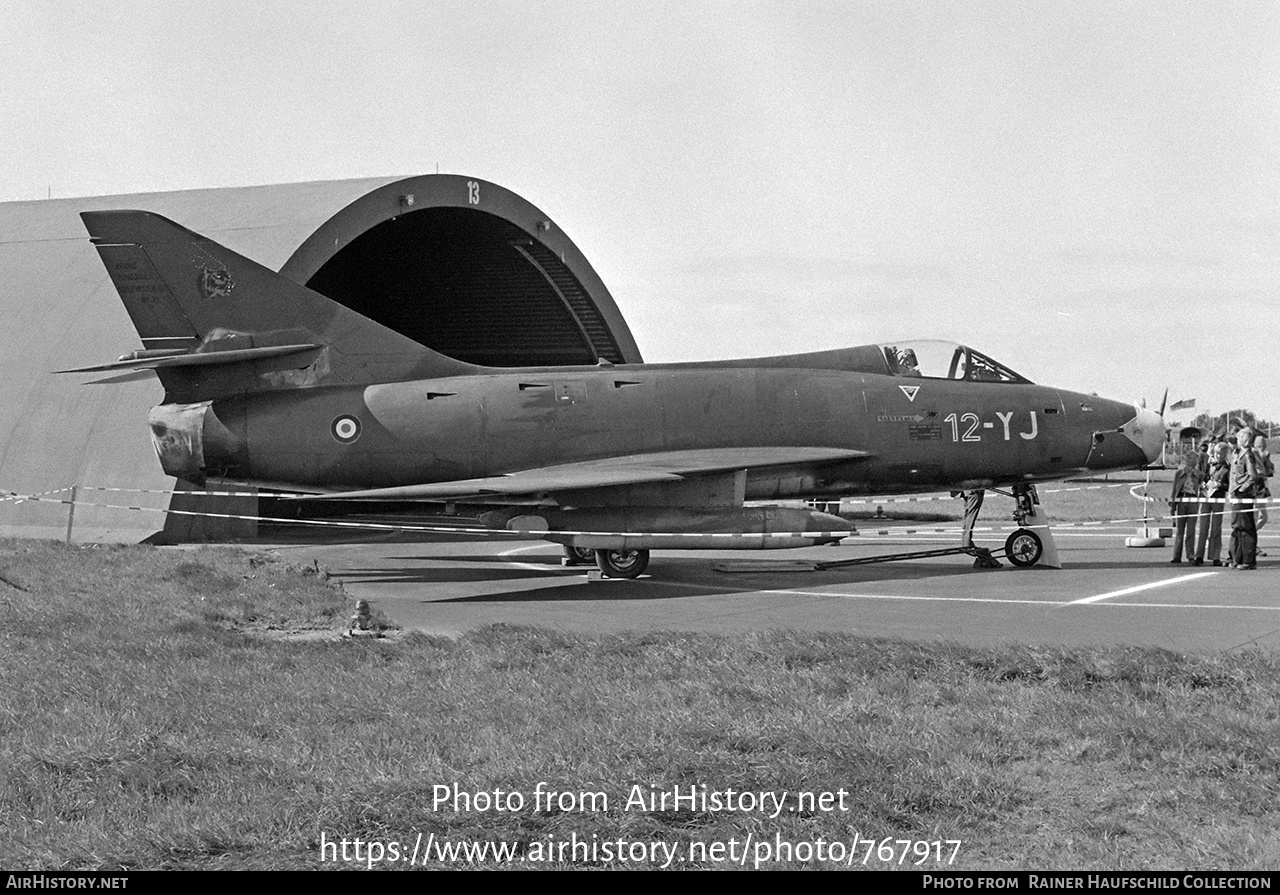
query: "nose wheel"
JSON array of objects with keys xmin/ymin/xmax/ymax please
[{"xmin": 1004, "ymin": 528, "xmax": 1044, "ymax": 567}]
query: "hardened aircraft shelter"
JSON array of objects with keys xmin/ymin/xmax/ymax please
[{"xmin": 0, "ymin": 175, "xmax": 641, "ymax": 541}]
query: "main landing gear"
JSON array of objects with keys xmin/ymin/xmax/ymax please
[
  {"xmin": 562, "ymin": 545, "xmax": 651, "ymax": 578},
  {"xmin": 561, "ymin": 546, "xmax": 596, "ymax": 567},
  {"xmin": 594, "ymin": 548, "xmax": 650, "ymax": 578}
]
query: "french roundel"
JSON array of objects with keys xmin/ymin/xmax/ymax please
[{"xmin": 330, "ymin": 415, "xmax": 362, "ymax": 444}]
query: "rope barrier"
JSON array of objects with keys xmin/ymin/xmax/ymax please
[
  {"xmin": 77, "ymin": 485, "xmax": 301, "ymax": 498},
  {"xmin": 2, "ymin": 483, "xmax": 1274, "ymax": 542},
  {"xmin": 0, "ymin": 486, "xmax": 76, "ymax": 504}
]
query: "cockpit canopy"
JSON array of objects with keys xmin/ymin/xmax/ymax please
[{"xmin": 879, "ymin": 340, "xmax": 1030, "ymax": 383}]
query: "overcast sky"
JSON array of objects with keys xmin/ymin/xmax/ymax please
[{"xmin": 4, "ymin": 1, "xmax": 1277, "ymax": 425}]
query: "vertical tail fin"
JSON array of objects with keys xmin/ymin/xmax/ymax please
[{"xmin": 78, "ymin": 210, "xmax": 477, "ymax": 401}]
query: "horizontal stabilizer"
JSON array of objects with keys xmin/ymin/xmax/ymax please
[
  {"xmin": 296, "ymin": 446, "xmax": 873, "ymax": 501},
  {"xmin": 82, "ymin": 370, "xmax": 158, "ymax": 385},
  {"xmin": 55, "ymin": 343, "xmax": 321, "ymax": 374}
]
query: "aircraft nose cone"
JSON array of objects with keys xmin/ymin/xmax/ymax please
[{"xmin": 1121, "ymin": 404, "xmax": 1165, "ymax": 465}]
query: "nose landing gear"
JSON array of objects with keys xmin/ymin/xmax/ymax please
[
  {"xmin": 963, "ymin": 484, "xmax": 1053, "ymax": 568},
  {"xmin": 1001, "ymin": 483, "xmax": 1053, "ymax": 567}
]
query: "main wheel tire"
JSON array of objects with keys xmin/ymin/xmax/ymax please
[
  {"xmin": 562, "ymin": 546, "xmax": 596, "ymax": 566},
  {"xmin": 1004, "ymin": 528, "xmax": 1043, "ymax": 567},
  {"xmin": 594, "ymin": 548, "xmax": 650, "ymax": 579}
]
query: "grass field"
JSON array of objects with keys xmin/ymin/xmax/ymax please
[{"xmin": 2, "ymin": 537, "xmax": 1278, "ymax": 870}]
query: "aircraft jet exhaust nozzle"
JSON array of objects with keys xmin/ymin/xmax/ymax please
[
  {"xmin": 148, "ymin": 403, "xmax": 209, "ymax": 482},
  {"xmin": 147, "ymin": 402, "xmax": 242, "ymax": 484}
]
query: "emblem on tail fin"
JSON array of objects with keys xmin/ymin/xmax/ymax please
[{"xmin": 199, "ymin": 266, "xmax": 234, "ymax": 300}]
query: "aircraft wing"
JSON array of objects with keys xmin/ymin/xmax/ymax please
[{"xmin": 302, "ymin": 446, "xmax": 872, "ymax": 501}]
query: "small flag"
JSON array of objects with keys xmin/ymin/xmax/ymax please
[{"xmin": 1170, "ymin": 398, "xmax": 1196, "ymax": 412}]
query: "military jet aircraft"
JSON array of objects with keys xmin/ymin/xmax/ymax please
[{"xmin": 63, "ymin": 210, "xmax": 1164, "ymax": 577}]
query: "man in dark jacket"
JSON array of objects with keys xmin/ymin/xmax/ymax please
[{"xmin": 1169, "ymin": 445, "xmax": 1205, "ymax": 563}]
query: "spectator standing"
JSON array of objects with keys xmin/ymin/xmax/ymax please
[
  {"xmin": 1228, "ymin": 428, "xmax": 1263, "ymax": 569},
  {"xmin": 1255, "ymin": 434, "xmax": 1273, "ymax": 557},
  {"xmin": 1194, "ymin": 441, "xmax": 1231, "ymax": 566},
  {"xmin": 1169, "ymin": 446, "xmax": 1205, "ymax": 563}
]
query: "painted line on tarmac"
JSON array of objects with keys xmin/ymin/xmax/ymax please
[
  {"xmin": 500, "ymin": 543, "xmax": 583, "ymax": 573},
  {"xmin": 583, "ymin": 575, "xmax": 1069, "ymax": 605},
  {"xmin": 638, "ymin": 582, "xmax": 1278, "ymax": 613},
  {"xmin": 1099, "ymin": 601, "xmax": 1280, "ymax": 611},
  {"xmin": 1068, "ymin": 572, "xmax": 1219, "ymax": 605},
  {"xmin": 762, "ymin": 589, "xmax": 1064, "ymax": 606},
  {"xmin": 635, "ymin": 579, "xmax": 1280, "ymax": 612}
]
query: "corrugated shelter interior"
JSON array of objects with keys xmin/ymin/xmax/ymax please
[{"xmin": 0, "ymin": 174, "xmax": 640, "ymax": 541}]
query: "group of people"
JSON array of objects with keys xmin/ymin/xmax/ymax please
[{"xmin": 1169, "ymin": 427, "xmax": 1273, "ymax": 569}]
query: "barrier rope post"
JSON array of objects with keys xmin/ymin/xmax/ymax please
[
  {"xmin": 64, "ymin": 484, "xmax": 78, "ymax": 544},
  {"xmin": 1124, "ymin": 469, "xmax": 1166, "ymax": 548}
]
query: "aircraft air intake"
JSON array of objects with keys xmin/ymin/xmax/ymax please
[{"xmin": 1125, "ymin": 405, "xmax": 1166, "ymax": 465}]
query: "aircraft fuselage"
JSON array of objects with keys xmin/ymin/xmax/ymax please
[{"xmin": 165, "ymin": 362, "xmax": 1152, "ymax": 499}]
